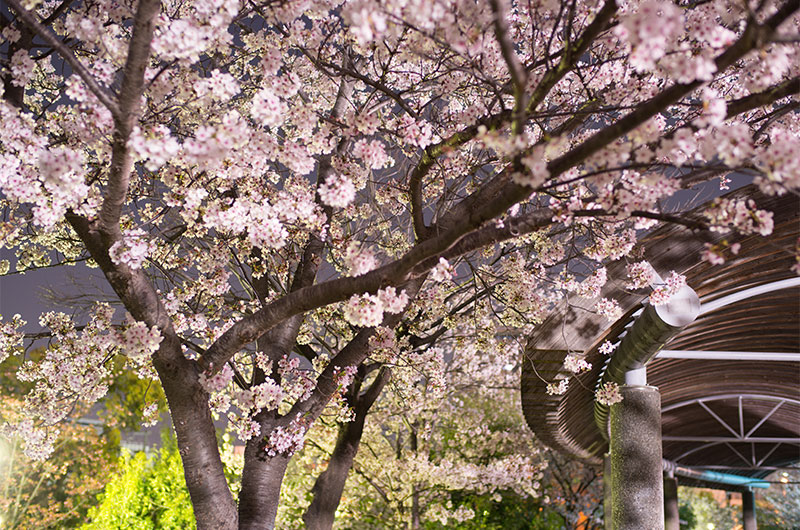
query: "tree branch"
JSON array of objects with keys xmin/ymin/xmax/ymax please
[
  {"xmin": 97, "ymin": 0, "xmax": 161, "ymax": 238},
  {"xmin": 726, "ymin": 76, "xmax": 800, "ymax": 118},
  {"xmin": 525, "ymin": 0, "xmax": 618, "ymax": 114},
  {"xmin": 200, "ymin": 0, "xmax": 799, "ymax": 382},
  {"xmin": 6, "ymin": 0, "xmax": 119, "ymax": 115},
  {"xmin": 489, "ymin": 0, "xmax": 528, "ymax": 132}
]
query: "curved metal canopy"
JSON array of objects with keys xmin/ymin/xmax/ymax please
[{"xmin": 520, "ymin": 188, "xmax": 800, "ymax": 486}]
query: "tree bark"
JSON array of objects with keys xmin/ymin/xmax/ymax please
[
  {"xmin": 410, "ymin": 426, "xmax": 421, "ymax": 530},
  {"xmin": 65, "ymin": 216, "xmax": 238, "ymax": 530},
  {"xmin": 238, "ymin": 432, "xmax": 291, "ymax": 530},
  {"xmin": 303, "ymin": 368, "xmax": 391, "ymax": 530},
  {"xmin": 154, "ymin": 334, "xmax": 239, "ymax": 529},
  {"xmin": 237, "ymin": 323, "xmax": 300, "ymax": 529},
  {"xmin": 303, "ymin": 412, "xmax": 368, "ymax": 530}
]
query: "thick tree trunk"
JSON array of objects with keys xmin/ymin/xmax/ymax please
[
  {"xmin": 303, "ymin": 368, "xmax": 390, "ymax": 529},
  {"xmin": 64, "ymin": 215, "xmax": 237, "ymax": 529},
  {"xmin": 237, "ymin": 325, "xmax": 300, "ymax": 529},
  {"xmin": 237, "ymin": 432, "xmax": 291, "ymax": 530},
  {"xmin": 154, "ymin": 335, "xmax": 239, "ymax": 529}
]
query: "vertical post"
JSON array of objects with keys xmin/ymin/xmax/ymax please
[
  {"xmin": 742, "ymin": 489, "xmax": 757, "ymax": 530},
  {"xmin": 663, "ymin": 474, "xmax": 679, "ymax": 530},
  {"xmin": 604, "ymin": 454, "xmax": 613, "ymax": 530},
  {"xmin": 610, "ymin": 385, "xmax": 664, "ymax": 530}
]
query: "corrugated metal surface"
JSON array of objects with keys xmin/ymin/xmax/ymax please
[{"xmin": 521, "ymin": 188, "xmax": 800, "ymax": 477}]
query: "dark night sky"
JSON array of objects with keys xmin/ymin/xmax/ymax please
[{"xmin": 0, "ymin": 252, "xmax": 112, "ymax": 332}]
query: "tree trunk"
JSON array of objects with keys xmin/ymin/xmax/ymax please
[
  {"xmin": 237, "ymin": 326, "xmax": 300, "ymax": 529},
  {"xmin": 410, "ymin": 426, "xmax": 421, "ymax": 530},
  {"xmin": 303, "ymin": 368, "xmax": 391, "ymax": 529},
  {"xmin": 303, "ymin": 412, "xmax": 367, "ymax": 530},
  {"xmin": 154, "ymin": 334, "xmax": 238, "ymax": 529},
  {"xmin": 64, "ymin": 215, "xmax": 238, "ymax": 530},
  {"xmin": 237, "ymin": 431, "xmax": 291, "ymax": 530}
]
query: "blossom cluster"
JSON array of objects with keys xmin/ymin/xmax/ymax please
[
  {"xmin": 563, "ymin": 354, "xmax": 592, "ymax": 374},
  {"xmin": 368, "ymin": 325, "xmax": 401, "ymax": 363},
  {"xmin": 625, "ymin": 261, "xmax": 657, "ymax": 289},
  {"xmin": 704, "ymin": 198, "xmax": 774, "ymax": 237},
  {"xmin": 109, "ymin": 229, "xmax": 156, "ymax": 270},
  {"xmin": 343, "ymin": 287, "xmax": 408, "ymax": 327},
  {"xmin": 595, "ymin": 298, "xmax": 623, "ymax": 322},
  {"xmin": 120, "ymin": 317, "xmax": 164, "ymax": 358},
  {"xmin": 344, "ymin": 242, "xmax": 378, "ymax": 276},
  {"xmin": 318, "ymin": 173, "xmax": 356, "ymax": 208},
  {"xmin": 396, "ymin": 115, "xmax": 434, "ymax": 148},
  {"xmin": 235, "ymin": 379, "xmax": 283, "ymax": 417},
  {"xmin": 199, "ymin": 363, "xmax": 235, "ymax": 394},
  {"xmin": 352, "ymin": 139, "xmax": 393, "ymax": 169},
  {"xmin": 598, "ymin": 341, "xmax": 616, "ymax": 356},
  {"xmin": 649, "ymin": 272, "xmax": 687, "ymax": 306},
  {"xmin": 430, "ymin": 257, "xmax": 455, "ymax": 282},
  {"xmin": 0, "ymin": 313, "xmax": 26, "ymax": 364},
  {"xmin": 4, "ymin": 305, "xmax": 150, "ymax": 459},
  {"xmin": 546, "ymin": 379, "xmax": 570, "ymax": 395},
  {"xmin": 615, "ymin": 0, "xmax": 683, "ymax": 72},
  {"xmin": 595, "ymin": 382, "xmax": 623, "ymax": 406},
  {"xmin": 265, "ymin": 414, "xmax": 308, "ymax": 457}
]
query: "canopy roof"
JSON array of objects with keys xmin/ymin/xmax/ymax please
[{"xmin": 521, "ymin": 188, "xmax": 800, "ymax": 485}]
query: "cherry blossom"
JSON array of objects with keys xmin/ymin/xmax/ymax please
[
  {"xmin": 625, "ymin": 261, "xmax": 657, "ymax": 290},
  {"xmin": 430, "ymin": 257, "xmax": 455, "ymax": 282},
  {"xmin": 1, "ymin": 0, "xmax": 798, "ymax": 525},
  {"xmin": 596, "ymin": 382, "xmax": 623, "ymax": 406},
  {"xmin": 615, "ymin": 0, "xmax": 683, "ymax": 72},
  {"xmin": 596, "ymin": 298, "xmax": 623, "ymax": 321},
  {"xmin": 598, "ymin": 341, "xmax": 616, "ymax": 356},
  {"xmin": 109, "ymin": 229, "xmax": 155, "ymax": 270},
  {"xmin": 563, "ymin": 354, "xmax": 592, "ymax": 374},
  {"xmin": 546, "ymin": 379, "xmax": 570, "ymax": 396},
  {"xmin": 352, "ymin": 139, "xmax": 393, "ymax": 169},
  {"xmin": 9, "ymin": 49, "xmax": 34, "ymax": 87},
  {"xmin": 142, "ymin": 403, "xmax": 160, "ymax": 427},
  {"xmin": 377, "ymin": 286, "xmax": 409, "ymax": 314},
  {"xmin": 318, "ymin": 173, "xmax": 356, "ymax": 208},
  {"xmin": 265, "ymin": 414, "xmax": 308, "ymax": 457},
  {"xmin": 704, "ymin": 198, "xmax": 775, "ymax": 237},
  {"xmin": 649, "ymin": 272, "xmax": 687, "ymax": 306},
  {"xmin": 343, "ymin": 294, "xmax": 385, "ymax": 327},
  {"xmin": 251, "ymin": 88, "xmax": 286, "ymax": 128},
  {"xmin": 343, "ymin": 242, "xmax": 378, "ymax": 276}
]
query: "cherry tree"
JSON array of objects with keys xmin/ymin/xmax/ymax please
[
  {"xmin": 278, "ymin": 327, "xmax": 546, "ymax": 528},
  {"xmin": 1, "ymin": 0, "xmax": 799, "ymax": 527}
]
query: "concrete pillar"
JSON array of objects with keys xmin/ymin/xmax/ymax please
[
  {"xmin": 742, "ymin": 489, "xmax": 757, "ymax": 530},
  {"xmin": 604, "ymin": 454, "xmax": 613, "ymax": 530},
  {"xmin": 663, "ymin": 475, "xmax": 679, "ymax": 530},
  {"xmin": 610, "ymin": 385, "xmax": 664, "ymax": 530}
]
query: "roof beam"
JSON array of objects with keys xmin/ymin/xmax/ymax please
[
  {"xmin": 691, "ymin": 465, "xmax": 800, "ymax": 471},
  {"xmin": 699, "ymin": 277, "xmax": 800, "ymax": 315},
  {"xmin": 657, "ymin": 350, "xmax": 800, "ymax": 361},
  {"xmin": 663, "ymin": 436, "xmax": 800, "ymax": 444}
]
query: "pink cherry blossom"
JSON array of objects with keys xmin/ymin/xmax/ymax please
[
  {"xmin": 109, "ymin": 229, "xmax": 155, "ymax": 270},
  {"xmin": 649, "ymin": 271, "xmax": 687, "ymax": 306},
  {"xmin": 344, "ymin": 242, "xmax": 378, "ymax": 276},
  {"xmin": 596, "ymin": 381, "xmax": 623, "ymax": 406},
  {"xmin": 319, "ymin": 173, "xmax": 356, "ymax": 208},
  {"xmin": 343, "ymin": 294, "xmax": 384, "ymax": 327}
]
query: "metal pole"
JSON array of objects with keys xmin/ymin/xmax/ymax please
[
  {"xmin": 663, "ymin": 474, "xmax": 679, "ymax": 530},
  {"xmin": 610, "ymin": 385, "xmax": 664, "ymax": 530},
  {"xmin": 604, "ymin": 454, "xmax": 613, "ymax": 530},
  {"xmin": 742, "ymin": 489, "xmax": 757, "ymax": 530}
]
